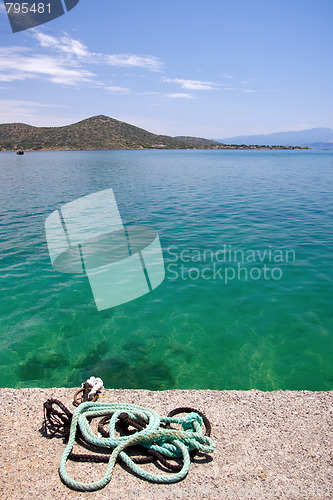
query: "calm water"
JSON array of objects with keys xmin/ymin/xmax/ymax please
[{"xmin": 0, "ymin": 149, "xmax": 332, "ymax": 390}]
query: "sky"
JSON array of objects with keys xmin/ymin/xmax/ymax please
[{"xmin": 0, "ymin": 0, "xmax": 332, "ymax": 138}]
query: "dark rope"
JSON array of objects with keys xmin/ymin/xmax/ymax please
[{"xmin": 43, "ymin": 399, "xmax": 73, "ymax": 439}]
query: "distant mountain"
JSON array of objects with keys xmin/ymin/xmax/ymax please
[
  {"xmin": 217, "ymin": 128, "xmax": 333, "ymax": 149},
  {"xmin": 0, "ymin": 115, "xmax": 221, "ymax": 151}
]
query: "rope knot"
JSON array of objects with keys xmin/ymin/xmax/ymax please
[
  {"xmin": 84, "ymin": 376, "xmax": 104, "ymax": 399},
  {"xmin": 181, "ymin": 412, "xmax": 203, "ymax": 431}
]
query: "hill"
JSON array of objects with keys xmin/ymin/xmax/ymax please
[
  {"xmin": 0, "ymin": 115, "xmax": 221, "ymax": 151},
  {"xmin": 217, "ymin": 127, "xmax": 333, "ymax": 148}
]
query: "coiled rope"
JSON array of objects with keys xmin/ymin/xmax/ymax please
[
  {"xmin": 44, "ymin": 399, "xmax": 211, "ymax": 471},
  {"xmin": 58, "ymin": 401, "xmax": 215, "ymax": 491}
]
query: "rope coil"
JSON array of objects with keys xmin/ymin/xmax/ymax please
[{"xmin": 58, "ymin": 401, "xmax": 215, "ymax": 491}]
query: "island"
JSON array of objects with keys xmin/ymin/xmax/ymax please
[{"xmin": 0, "ymin": 115, "xmax": 310, "ymax": 151}]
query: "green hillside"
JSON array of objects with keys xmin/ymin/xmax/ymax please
[{"xmin": 0, "ymin": 115, "xmax": 220, "ymax": 151}]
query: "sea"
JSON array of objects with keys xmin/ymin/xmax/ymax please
[{"xmin": 0, "ymin": 149, "xmax": 332, "ymax": 390}]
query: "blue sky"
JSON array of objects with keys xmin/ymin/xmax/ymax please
[{"xmin": 0, "ymin": 0, "xmax": 332, "ymax": 137}]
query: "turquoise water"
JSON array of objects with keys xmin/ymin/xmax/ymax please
[{"xmin": 0, "ymin": 149, "xmax": 332, "ymax": 390}]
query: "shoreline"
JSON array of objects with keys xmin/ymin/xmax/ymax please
[
  {"xmin": 1, "ymin": 388, "xmax": 331, "ymax": 499},
  {"xmin": 1, "ymin": 145, "xmax": 310, "ymax": 152}
]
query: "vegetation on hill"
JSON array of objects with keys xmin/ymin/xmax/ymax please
[
  {"xmin": 0, "ymin": 115, "xmax": 308, "ymax": 151},
  {"xmin": 0, "ymin": 115, "xmax": 220, "ymax": 151}
]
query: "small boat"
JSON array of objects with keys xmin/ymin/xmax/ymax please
[{"xmin": 16, "ymin": 149, "xmax": 24, "ymax": 155}]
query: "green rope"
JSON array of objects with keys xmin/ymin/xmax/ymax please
[{"xmin": 59, "ymin": 401, "xmax": 215, "ymax": 491}]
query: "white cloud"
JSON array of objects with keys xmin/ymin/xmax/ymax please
[
  {"xmin": 141, "ymin": 91, "xmax": 160, "ymax": 96},
  {"xmin": 0, "ymin": 99, "xmax": 64, "ymax": 110},
  {"xmin": 0, "ymin": 47, "xmax": 95, "ymax": 85},
  {"xmin": 0, "ymin": 99, "xmax": 67, "ymax": 124},
  {"xmin": 164, "ymin": 93, "xmax": 194, "ymax": 99},
  {"xmin": 34, "ymin": 31, "xmax": 164, "ymax": 71},
  {"xmin": 33, "ymin": 31, "xmax": 90, "ymax": 58},
  {"xmin": 106, "ymin": 54, "xmax": 163, "ymax": 71},
  {"xmin": 105, "ymin": 85, "xmax": 132, "ymax": 94},
  {"xmin": 29, "ymin": 31, "xmax": 164, "ymax": 92},
  {"xmin": 163, "ymin": 78, "xmax": 216, "ymax": 90},
  {"xmin": 240, "ymin": 78, "xmax": 256, "ymax": 86}
]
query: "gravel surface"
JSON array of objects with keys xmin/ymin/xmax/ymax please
[{"xmin": 0, "ymin": 388, "xmax": 332, "ymax": 499}]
